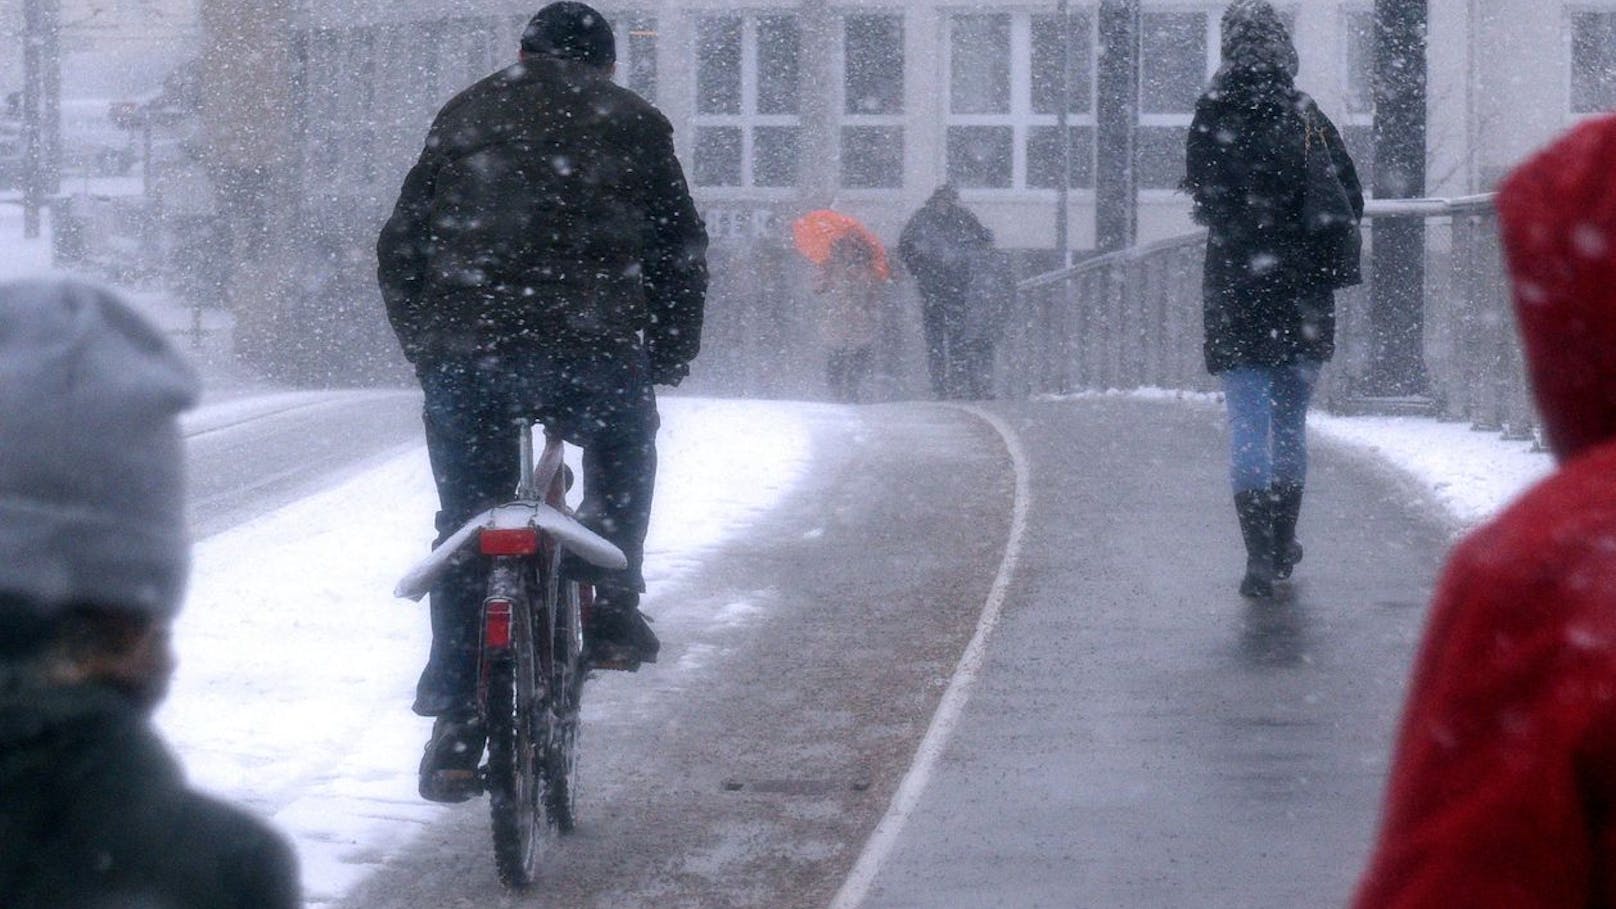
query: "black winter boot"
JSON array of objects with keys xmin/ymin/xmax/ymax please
[
  {"xmin": 1234, "ymin": 490, "xmax": 1276, "ymax": 598},
  {"xmin": 585, "ymin": 587, "xmax": 659, "ymax": 670},
  {"xmin": 1270, "ymin": 481, "xmax": 1305, "ymax": 580}
]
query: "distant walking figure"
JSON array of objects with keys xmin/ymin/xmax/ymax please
[
  {"xmin": 815, "ymin": 233, "xmax": 886, "ymax": 403},
  {"xmin": 1353, "ymin": 113, "xmax": 1616, "ymax": 909},
  {"xmin": 1181, "ymin": 0, "xmax": 1363, "ymax": 597},
  {"xmin": 898, "ymin": 184, "xmax": 996, "ymax": 399}
]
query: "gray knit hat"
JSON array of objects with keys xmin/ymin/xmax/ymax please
[
  {"xmin": 0, "ymin": 278, "xmax": 199, "ymax": 623},
  {"xmin": 1220, "ymin": 0, "xmax": 1299, "ymax": 76}
]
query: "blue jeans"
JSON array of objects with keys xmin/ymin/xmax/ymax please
[{"xmin": 1221, "ymin": 362, "xmax": 1321, "ymax": 494}]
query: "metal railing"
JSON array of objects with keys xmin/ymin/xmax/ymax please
[{"xmin": 1000, "ymin": 195, "xmax": 1538, "ymax": 438}]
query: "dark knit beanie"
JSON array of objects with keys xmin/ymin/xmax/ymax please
[
  {"xmin": 521, "ymin": 2, "xmax": 616, "ymax": 68},
  {"xmin": 1220, "ymin": 0, "xmax": 1299, "ymax": 76}
]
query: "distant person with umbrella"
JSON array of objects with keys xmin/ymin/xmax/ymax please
[
  {"xmin": 898, "ymin": 184, "xmax": 995, "ymax": 399},
  {"xmin": 792, "ymin": 210, "xmax": 892, "ymax": 403}
]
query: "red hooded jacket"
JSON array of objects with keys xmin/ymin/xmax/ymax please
[{"xmin": 1352, "ymin": 114, "xmax": 1616, "ymax": 907}]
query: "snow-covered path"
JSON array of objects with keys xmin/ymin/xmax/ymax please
[
  {"xmin": 153, "ymin": 386, "xmax": 1555, "ymax": 907},
  {"xmin": 159, "ymin": 395, "xmax": 832, "ymax": 905}
]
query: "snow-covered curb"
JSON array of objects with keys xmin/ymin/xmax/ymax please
[{"xmin": 1036, "ymin": 386, "xmax": 1556, "ymax": 529}]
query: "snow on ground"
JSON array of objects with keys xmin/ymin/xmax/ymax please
[
  {"xmin": 158, "ymin": 395, "xmax": 828, "ymax": 906},
  {"xmin": 1040, "ymin": 386, "xmax": 1556, "ymax": 529}
]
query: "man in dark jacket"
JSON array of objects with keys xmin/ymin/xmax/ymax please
[
  {"xmin": 376, "ymin": 2, "xmax": 708, "ymax": 801},
  {"xmin": 898, "ymin": 184, "xmax": 996, "ymax": 399},
  {"xmin": 0, "ymin": 278, "xmax": 300, "ymax": 909}
]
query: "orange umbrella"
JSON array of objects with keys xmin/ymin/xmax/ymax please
[{"xmin": 791, "ymin": 209, "xmax": 891, "ymax": 281}]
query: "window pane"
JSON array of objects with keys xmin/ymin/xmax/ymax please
[
  {"xmin": 845, "ymin": 15, "xmax": 904, "ymax": 115},
  {"xmin": 694, "ymin": 126, "xmax": 742, "ymax": 186},
  {"xmin": 1140, "ymin": 12, "xmax": 1206, "ymax": 115},
  {"xmin": 753, "ymin": 125, "xmax": 799, "ymax": 186},
  {"xmin": 696, "ymin": 17, "xmax": 742, "ymax": 115},
  {"xmin": 946, "ymin": 125, "xmax": 1013, "ymax": 188},
  {"xmin": 1343, "ymin": 10, "xmax": 1374, "ymax": 115},
  {"xmin": 950, "ymin": 15, "xmax": 1010, "ymax": 115},
  {"xmin": 841, "ymin": 126, "xmax": 904, "ymax": 188},
  {"xmin": 1135, "ymin": 125, "xmax": 1189, "ymax": 190},
  {"xmin": 757, "ymin": 15, "xmax": 801, "ymax": 115},
  {"xmin": 624, "ymin": 17, "xmax": 658, "ymax": 101},
  {"xmin": 1031, "ymin": 13, "xmax": 1092, "ymax": 114},
  {"xmin": 1573, "ymin": 12, "xmax": 1616, "ymax": 112},
  {"xmin": 1027, "ymin": 126, "xmax": 1095, "ymax": 188}
]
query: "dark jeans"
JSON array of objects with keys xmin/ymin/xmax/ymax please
[
  {"xmin": 414, "ymin": 350, "xmax": 659, "ymax": 715},
  {"xmin": 921, "ymin": 292, "xmax": 994, "ymax": 400}
]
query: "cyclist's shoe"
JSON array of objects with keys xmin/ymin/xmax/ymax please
[
  {"xmin": 586, "ymin": 590, "xmax": 658, "ymax": 671},
  {"xmin": 418, "ymin": 712, "xmax": 485, "ymax": 804}
]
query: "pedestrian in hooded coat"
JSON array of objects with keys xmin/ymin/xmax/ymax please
[
  {"xmin": 0, "ymin": 278, "xmax": 300, "ymax": 909},
  {"xmin": 898, "ymin": 184, "xmax": 996, "ymax": 400},
  {"xmin": 377, "ymin": 2, "xmax": 708, "ymax": 801},
  {"xmin": 1181, "ymin": 0, "xmax": 1362, "ymax": 598},
  {"xmin": 1351, "ymin": 114, "xmax": 1616, "ymax": 909}
]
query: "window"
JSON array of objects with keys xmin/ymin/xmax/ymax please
[
  {"xmin": 617, "ymin": 15, "xmax": 658, "ymax": 101},
  {"xmin": 1136, "ymin": 10, "xmax": 1209, "ymax": 190},
  {"xmin": 1340, "ymin": 8, "xmax": 1376, "ymax": 191},
  {"xmin": 693, "ymin": 14, "xmax": 801, "ymax": 187},
  {"xmin": 841, "ymin": 14, "xmax": 904, "ymax": 188},
  {"xmin": 1572, "ymin": 11, "xmax": 1616, "ymax": 113},
  {"xmin": 1342, "ymin": 8, "xmax": 1375, "ymax": 115},
  {"xmin": 946, "ymin": 12, "xmax": 1096, "ymax": 190}
]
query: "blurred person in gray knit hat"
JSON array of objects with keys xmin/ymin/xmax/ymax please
[{"xmin": 0, "ymin": 278, "xmax": 299, "ymax": 908}]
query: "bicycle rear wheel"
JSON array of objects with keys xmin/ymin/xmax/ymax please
[
  {"xmin": 542, "ymin": 570, "xmax": 586, "ymax": 832},
  {"xmin": 484, "ymin": 559, "xmax": 546, "ymax": 887}
]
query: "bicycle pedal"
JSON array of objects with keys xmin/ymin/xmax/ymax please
[
  {"xmin": 586, "ymin": 656, "xmax": 641, "ymax": 672},
  {"xmin": 419, "ymin": 768, "xmax": 482, "ymax": 804}
]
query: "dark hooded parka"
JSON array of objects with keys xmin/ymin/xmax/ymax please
[
  {"xmin": 1352, "ymin": 115, "xmax": 1616, "ymax": 909},
  {"xmin": 0, "ymin": 683, "xmax": 300, "ymax": 909},
  {"xmin": 376, "ymin": 53, "xmax": 708, "ymax": 379},
  {"xmin": 1182, "ymin": 0, "xmax": 1362, "ymax": 375}
]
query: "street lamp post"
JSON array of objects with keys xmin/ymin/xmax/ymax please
[
  {"xmin": 1094, "ymin": 0, "xmax": 1138, "ymax": 253},
  {"xmin": 1365, "ymin": 0, "xmax": 1430, "ymax": 398},
  {"xmin": 1055, "ymin": 0, "xmax": 1071, "ymax": 268},
  {"xmin": 20, "ymin": 0, "xmax": 61, "ymax": 240}
]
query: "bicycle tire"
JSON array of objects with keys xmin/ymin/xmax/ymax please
[
  {"xmin": 485, "ymin": 559, "xmax": 545, "ymax": 887},
  {"xmin": 543, "ymin": 570, "xmax": 586, "ymax": 833}
]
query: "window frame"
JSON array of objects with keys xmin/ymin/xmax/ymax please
[
  {"xmin": 943, "ymin": 9, "xmax": 1098, "ymax": 194},
  {"xmin": 690, "ymin": 11, "xmax": 803, "ymax": 190},
  {"xmin": 837, "ymin": 10, "xmax": 907, "ymax": 191},
  {"xmin": 1135, "ymin": 7, "xmax": 1215, "ymax": 195}
]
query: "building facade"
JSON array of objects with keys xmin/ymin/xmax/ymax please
[{"xmin": 194, "ymin": 0, "xmax": 1616, "ymax": 386}]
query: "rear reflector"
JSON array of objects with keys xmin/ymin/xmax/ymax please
[
  {"xmin": 484, "ymin": 598, "xmax": 513, "ymax": 650},
  {"xmin": 480, "ymin": 527, "xmax": 539, "ymax": 556}
]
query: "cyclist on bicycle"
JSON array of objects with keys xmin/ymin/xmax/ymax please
[{"xmin": 376, "ymin": 1, "xmax": 708, "ymax": 802}]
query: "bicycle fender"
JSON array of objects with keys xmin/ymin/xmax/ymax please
[
  {"xmin": 393, "ymin": 506, "xmax": 495, "ymax": 601},
  {"xmin": 393, "ymin": 503, "xmax": 629, "ymax": 602},
  {"xmin": 521, "ymin": 503, "xmax": 629, "ymax": 571}
]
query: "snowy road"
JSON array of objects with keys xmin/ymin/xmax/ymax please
[{"xmin": 157, "ymin": 389, "xmax": 1543, "ymax": 908}]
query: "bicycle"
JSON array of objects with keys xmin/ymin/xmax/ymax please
[{"xmin": 395, "ymin": 419, "xmax": 627, "ymax": 886}]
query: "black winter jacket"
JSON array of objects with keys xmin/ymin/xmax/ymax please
[
  {"xmin": 0, "ymin": 683, "xmax": 300, "ymax": 908},
  {"xmin": 1183, "ymin": 68, "xmax": 1363, "ymax": 374},
  {"xmin": 377, "ymin": 57, "xmax": 709, "ymax": 382},
  {"xmin": 898, "ymin": 202, "xmax": 994, "ymax": 301}
]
